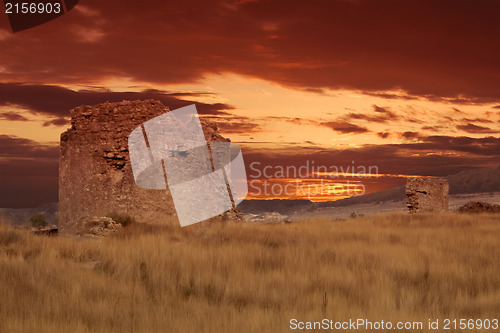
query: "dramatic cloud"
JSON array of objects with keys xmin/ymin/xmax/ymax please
[
  {"xmin": 217, "ymin": 121, "xmax": 261, "ymax": 134},
  {"xmin": 202, "ymin": 115, "xmax": 262, "ymax": 134},
  {"xmin": 0, "ymin": 0, "xmax": 498, "ymax": 102},
  {"xmin": 321, "ymin": 121, "xmax": 369, "ymax": 134},
  {"xmin": 0, "ymin": 0, "xmax": 498, "ymax": 207},
  {"xmin": 405, "ymin": 135, "xmax": 500, "ymax": 156},
  {"xmin": 2, "ymin": 130, "xmax": 499, "ymax": 207},
  {"xmin": 398, "ymin": 131, "xmax": 420, "ymax": 140},
  {"xmin": 43, "ymin": 117, "xmax": 71, "ymax": 127},
  {"xmin": 364, "ymin": 92, "xmax": 418, "ymax": 101},
  {"xmin": 0, "ymin": 135, "xmax": 58, "ymax": 159},
  {"xmin": 460, "ymin": 118, "xmax": 493, "ymax": 124},
  {"xmin": 0, "ymin": 159, "xmax": 58, "ymax": 208},
  {"xmin": 456, "ymin": 123, "xmax": 498, "ymax": 134},
  {"xmin": 242, "ymin": 135, "xmax": 500, "ymax": 179},
  {"xmin": 0, "ymin": 111, "xmax": 28, "ymax": 121},
  {"xmin": 377, "ymin": 132, "xmax": 390, "ymax": 139},
  {"xmin": 372, "ymin": 105, "xmax": 397, "ymax": 118},
  {"xmin": 0, "ymin": 83, "xmax": 235, "ymax": 117},
  {"xmin": 421, "ymin": 126, "xmax": 443, "ymax": 132},
  {"xmin": 267, "ymin": 116, "xmax": 306, "ymax": 125},
  {"xmin": 342, "ymin": 105, "xmax": 398, "ymax": 124},
  {"xmin": 0, "ymin": 135, "xmax": 59, "ymax": 208},
  {"xmin": 452, "ymin": 108, "xmax": 465, "ymax": 114}
]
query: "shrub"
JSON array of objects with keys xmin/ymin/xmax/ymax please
[{"xmin": 30, "ymin": 214, "xmax": 47, "ymax": 228}]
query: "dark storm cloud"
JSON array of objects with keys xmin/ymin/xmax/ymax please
[
  {"xmin": 456, "ymin": 123, "xmax": 497, "ymax": 134},
  {"xmin": 0, "ymin": 111, "xmax": 28, "ymax": 121},
  {"xmin": 274, "ymin": 117, "xmax": 305, "ymax": 124},
  {"xmin": 2, "ymin": 131, "xmax": 498, "ymax": 207},
  {"xmin": 364, "ymin": 92, "xmax": 418, "ymax": 101},
  {"xmin": 43, "ymin": 117, "xmax": 70, "ymax": 127},
  {"xmin": 398, "ymin": 131, "xmax": 420, "ymax": 140},
  {"xmin": 0, "ymin": 0, "xmax": 498, "ymax": 102},
  {"xmin": 403, "ymin": 117, "xmax": 425, "ymax": 124},
  {"xmin": 0, "ymin": 83, "xmax": 235, "ymax": 117},
  {"xmin": 373, "ymin": 105, "xmax": 394, "ymax": 116},
  {"xmin": 403, "ymin": 135, "xmax": 500, "ymax": 156},
  {"xmin": 0, "ymin": 135, "xmax": 59, "ymax": 208},
  {"xmin": 217, "ymin": 121, "xmax": 261, "ymax": 134},
  {"xmin": 460, "ymin": 118, "xmax": 493, "ymax": 124},
  {"xmin": 202, "ymin": 115, "xmax": 262, "ymax": 134},
  {"xmin": 0, "ymin": 135, "xmax": 58, "ymax": 159},
  {"xmin": 241, "ymin": 135, "xmax": 500, "ymax": 178},
  {"xmin": 342, "ymin": 105, "xmax": 398, "ymax": 124},
  {"xmin": 421, "ymin": 126, "xmax": 443, "ymax": 132},
  {"xmin": 321, "ymin": 121, "xmax": 369, "ymax": 134},
  {"xmin": 0, "ymin": 159, "xmax": 58, "ymax": 208}
]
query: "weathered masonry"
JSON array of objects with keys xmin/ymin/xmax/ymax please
[
  {"xmin": 59, "ymin": 100, "xmax": 239, "ymax": 233},
  {"xmin": 406, "ymin": 177, "xmax": 449, "ymax": 213}
]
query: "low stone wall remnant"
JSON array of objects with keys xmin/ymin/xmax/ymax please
[{"xmin": 406, "ymin": 177, "xmax": 449, "ymax": 213}]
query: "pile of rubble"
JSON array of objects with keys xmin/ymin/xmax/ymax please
[
  {"xmin": 77, "ymin": 216, "xmax": 123, "ymax": 238},
  {"xmin": 243, "ymin": 212, "xmax": 290, "ymax": 223},
  {"xmin": 458, "ymin": 201, "xmax": 500, "ymax": 213}
]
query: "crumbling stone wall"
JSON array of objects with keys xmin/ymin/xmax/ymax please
[
  {"xmin": 59, "ymin": 100, "xmax": 239, "ymax": 234},
  {"xmin": 406, "ymin": 177, "xmax": 449, "ymax": 213}
]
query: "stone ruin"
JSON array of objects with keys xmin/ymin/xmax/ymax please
[
  {"xmin": 59, "ymin": 100, "xmax": 241, "ymax": 234},
  {"xmin": 406, "ymin": 177, "xmax": 449, "ymax": 213}
]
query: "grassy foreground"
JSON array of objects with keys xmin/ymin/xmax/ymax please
[{"xmin": 0, "ymin": 212, "xmax": 499, "ymax": 333}]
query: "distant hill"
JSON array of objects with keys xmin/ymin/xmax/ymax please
[
  {"xmin": 448, "ymin": 165, "xmax": 500, "ymax": 194},
  {"xmin": 317, "ymin": 165, "xmax": 500, "ymax": 208},
  {"xmin": 316, "ymin": 186, "xmax": 406, "ymax": 208},
  {"xmin": 2, "ymin": 166, "xmax": 498, "ymax": 223},
  {"xmin": 242, "ymin": 166, "xmax": 500, "ymax": 214},
  {"xmin": 238, "ymin": 199, "xmax": 313, "ymax": 215},
  {"xmin": 0, "ymin": 203, "xmax": 58, "ymax": 227}
]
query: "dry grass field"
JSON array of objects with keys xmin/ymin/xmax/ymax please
[{"xmin": 0, "ymin": 212, "xmax": 499, "ymax": 332}]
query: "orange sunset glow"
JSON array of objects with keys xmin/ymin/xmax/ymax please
[{"xmin": 0, "ymin": 0, "xmax": 499, "ymax": 207}]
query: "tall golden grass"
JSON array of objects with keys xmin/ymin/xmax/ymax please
[{"xmin": 0, "ymin": 212, "xmax": 499, "ymax": 332}]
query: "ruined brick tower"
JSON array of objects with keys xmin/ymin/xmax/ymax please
[
  {"xmin": 59, "ymin": 100, "xmax": 238, "ymax": 234},
  {"xmin": 406, "ymin": 177, "xmax": 449, "ymax": 213}
]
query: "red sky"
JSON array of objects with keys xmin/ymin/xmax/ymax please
[{"xmin": 0, "ymin": 0, "xmax": 499, "ymax": 207}]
